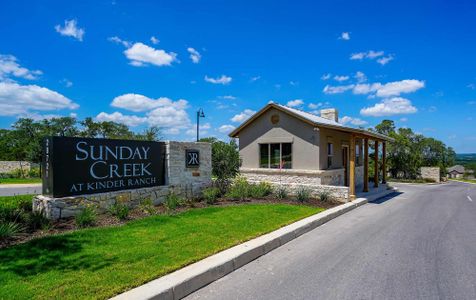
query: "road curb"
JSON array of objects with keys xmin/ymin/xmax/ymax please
[{"xmin": 111, "ymin": 193, "xmax": 390, "ymax": 300}]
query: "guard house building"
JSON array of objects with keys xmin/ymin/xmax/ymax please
[{"xmin": 229, "ymin": 102, "xmax": 393, "ymax": 201}]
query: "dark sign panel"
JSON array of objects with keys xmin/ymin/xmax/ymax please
[
  {"xmin": 185, "ymin": 149, "xmax": 200, "ymax": 168},
  {"xmin": 42, "ymin": 137, "xmax": 166, "ymax": 197}
]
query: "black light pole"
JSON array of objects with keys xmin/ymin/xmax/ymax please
[{"xmin": 196, "ymin": 108, "xmax": 205, "ymax": 142}]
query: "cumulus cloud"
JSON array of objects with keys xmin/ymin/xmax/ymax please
[
  {"xmin": 339, "ymin": 32, "xmax": 350, "ymax": 40},
  {"xmin": 124, "ymin": 43, "xmax": 178, "ymax": 67},
  {"xmin": 354, "ymin": 71, "xmax": 367, "ymax": 83},
  {"xmin": 111, "ymin": 93, "xmax": 188, "ymax": 112},
  {"xmin": 147, "ymin": 105, "xmax": 191, "ymax": 128},
  {"xmin": 186, "ymin": 123, "xmax": 211, "ymax": 136},
  {"xmin": 0, "ymin": 81, "xmax": 79, "ymax": 116},
  {"xmin": 250, "ymin": 76, "xmax": 261, "ymax": 82},
  {"xmin": 55, "ymin": 19, "xmax": 85, "ymax": 41},
  {"xmin": 321, "ymin": 73, "xmax": 331, "ymax": 80},
  {"xmin": 231, "ymin": 109, "xmax": 256, "ymax": 122},
  {"xmin": 360, "ymin": 97, "xmax": 417, "ymax": 117},
  {"xmin": 334, "ymin": 75, "xmax": 349, "ymax": 82},
  {"xmin": 218, "ymin": 124, "xmax": 236, "ymax": 134},
  {"xmin": 95, "ymin": 112, "xmax": 147, "ymax": 127},
  {"xmin": 377, "ymin": 55, "xmax": 394, "ymax": 65},
  {"xmin": 108, "ymin": 36, "xmax": 131, "ymax": 48},
  {"xmin": 0, "ymin": 54, "xmax": 42, "ymax": 80},
  {"xmin": 308, "ymin": 103, "xmax": 321, "ymax": 110},
  {"xmin": 187, "ymin": 47, "xmax": 201, "ymax": 63},
  {"xmin": 204, "ymin": 75, "xmax": 232, "ymax": 85},
  {"xmin": 220, "ymin": 95, "xmax": 236, "ymax": 100},
  {"xmin": 340, "ymin": 116, "xmax": 368, "ymax": 126},
  {"xmin": 324, "ymin": 79, "xmax": 425, "ymax": 97},
  {"xmin": 350, "ymin": 50, "xmax": 393, "ymax": 65},
  {"xmin": 287, "ymin": 99, "xmax": 304, "ymax": 107},
  {"xmin": 323, "ymin": 84, "xmax": 354, "ymax": 94}
]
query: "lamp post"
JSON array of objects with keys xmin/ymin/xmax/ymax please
[{"xmin": 196, "ymin": 108, "xmax": 205, "ymax": 142}]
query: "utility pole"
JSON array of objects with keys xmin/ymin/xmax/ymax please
[{"xmin": 196, "ymin": 108, "xmax": 205, "ymax": 142}]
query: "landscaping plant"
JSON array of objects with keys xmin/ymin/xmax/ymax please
[
  {"xmin": 249, "ymin": 181, "xmax": 273, "ymax": 198},
  {"xmin": 139, "ymin": 198, "xmax": 156, "ymax": 215},
  {"xmin": 274, "ymin": 185, "xmax": 288, "ymax": 199},
  {"xmin": 109, "ymin": 203, "xmax": 130, "ymax": 220},
  {"xmin": 296, "ymin": 186, "xmax": 312, "ymax": 203},
  {"xmin": 317, "ymin": 190, "xmax": 331, "ymax": 202},
  {"xmin": 0, "ymin": 222, "xmax": 24, "ymax": 241},
  {"xmin": 225, "ymin": 177, "xmax": 250, "ymax": 201},
  {"xmin": 26, "ymin": 209, "xmax": 51, "ymax": 231},
  {"xmin": 202, "ymin": 187, "xmax": 221, "ymax": 204},
  {"xmin": 164, "ymin": 192, "xmax": 184, "ymax": 211},
  {"xmin": 75, "ymin": 205, "xmax": 97, "ymax": 228}
]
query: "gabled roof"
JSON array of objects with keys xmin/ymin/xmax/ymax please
[
  {"xmin": 447, "ymin": 165, "xmax": 465, "ymax": 173},
  {"xmin": 229, "ymin": 102, "xmax": 393, "ymax": 142}
]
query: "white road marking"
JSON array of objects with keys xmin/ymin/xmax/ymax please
[{"xmin": 468, "ymin": 196, "xmax": 473, "ymax": 202}]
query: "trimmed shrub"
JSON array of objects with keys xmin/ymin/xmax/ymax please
[
  {"xmin": 317, "ymin": 190, "xmax": 331, "ymax": 202},
  {"xmin": 28, "ymin": 167, "xmax": 41, "ymax": 178},
  {"xmin": 0, "ymin": 222, "xmax": 24, "ymax": 241},
  {"xmin": 202, "ymin": 187, "xmax": 221, "ymax": 204},
  {"xmin": 296, "ymin": 186, "xmax": 312, "ymax": 203},
  {"xmin": 75, "ymin": 206, "xmax": 97, "ymax": 228},
  {"xmin": 274, "ymin": 186, "xmax": 288, "ymax": 200},
  {"xmin": 225, "ymin": 177, "xmax": 250, "ymax": 201},
  {"xmin": 139, "ymin": 198, "xmax": 156, "ymax": 215},
  {"xmin": 109, "ymin": 203, "xmax": 130, "ymax": 220}
]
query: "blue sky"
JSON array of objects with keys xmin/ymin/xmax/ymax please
[{"xmin": 1, "ymin": 0, "xmax": 475, "ymax": 152}]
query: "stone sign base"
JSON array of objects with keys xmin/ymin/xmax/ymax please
[
  {"xmin": 34, "ymin": 141, "xmax": 212, "ymax": 219},
  {"xmin": 420, "ymin": 167, "xmax": 440, "ymax": 183}
]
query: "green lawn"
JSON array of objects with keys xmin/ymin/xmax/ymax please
[
  {"xmin": 449, "ymin": 178, "xmax": 476, "ymax": 184},
  {"xmin": 0, "ymin": 178, "xmax": 42, "ymax": 184},
  {"xmin": 0, "ymin": 204, "xmax": 322, "ymax": 299},
  {"xmin": 0, "ymin": 194, "xmax": 33, "ymax": 210}
]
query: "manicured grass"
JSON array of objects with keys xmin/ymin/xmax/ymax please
[
  {"xmin": 0, "ymin": 194, "xmax": 34, "ymax": 211},
  {"xmin": 0, "ymin": 203, "xmax": 323, "ymax": 299},
  {"xmin": 0, "ymin": 178, "xmax": 42, "ymax": 184},
  {"xmin": 388, "ymin": 178, "xmax": 435, "ymax": 184}
]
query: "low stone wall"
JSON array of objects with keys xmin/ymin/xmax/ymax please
[
  {"xmin": 0, "ymin": 161, "xmax": 34, "ymax": 174},
  {"xmin": 33, "ymin": 141, "xmax": 212, "ymax": 219},
  {"xmin": 420, "ymin": 167, "xmax": 440, "ymax": 183},
  {"xmin": 241, "ymin": 168, "xmax": 350, "ymax": 202}
]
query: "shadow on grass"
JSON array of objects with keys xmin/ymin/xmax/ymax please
[{"xmin": 0, "ymin": 233, "xmax": 116, "ymax": 278}]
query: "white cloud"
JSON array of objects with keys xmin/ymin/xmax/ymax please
[
  {"xmin": 289, "ymin": 81, "xmax": 298, "ymax": 86},
  {"xmin": 150, "ymin": 36, "xmax": 160, "ymax": 45},
  {"xmin": 220, "ymin": 95, "xmax": 236, "ymax": 100},
  {"xmin": 111, "ymin": 93, "xmax": 188, "ymax": 112},
  {"xmin": 55, "ymin": 19, "xmax": 85, "ymax": 41},
  {"xmin": 360, "ymin": 97, "xmax": 417, "ymax": 117},
  {"xmin": 340, "ymin": 116, "xmax": 368, "ymax": 126},
  {"xmin": 375, "ymin": 79, "xmax": 425, "ymax": 97},
  {"xmin": 186, "ymin": 123, "xmax": 211, "ymax": 136},
  {"xmin": 308, "ymin": 103, "xmax": 320, "ymax": 109},
  {"xmin": 250, "ymin": 76, "xmax": 261, "ymax": 82},
  {"xmin": 0, "ymin": 54, "xmax": 42, "ymax": 80},
  {"xmin": 0, "ymin": 81, "xmax": 79, "ymax": 116},
  {"xmin": 61, "ymin": 78, "xmax": 73, "ymax": 87},
  {"xmin": 164, "ymin": 128, "xmax": 180, "ymax": 135},
  {"xmin": 147, "ymin": 105, "xmax": 191, "ymax": 128},
  {"xmin": 334, "ymin": 75, "xmax": 349, "ymax": 82},
  {"xmin": 321, "ymin": 73, "xmax": 331, "ymax": 80},
  {"xmin": 95, "ymin": 112, "xmax": 147, "ymax": 127},
  {"xmin": 354, "ymin": 71, "xmax": 367, "ymax": 83},
  {"xmin": 218, "ymin": 124, "xmax": 236, "ymax": 134},
  {"xmin": 287, "ymin": 99, "xmax": 304, "ymax": 107},
  {"xmin": 204, "ymin": 75, "xmax": 232, "ymax": 85},
  {"xmin": 339, "ymin": 32, "xmax": 350, "ymax": 40},
  {"xmin": 377, "ymin": 55, "xmax": 394, "ymax": 65},
  {"xmin": 231, "ymin": 109, "xmax": 256, "ymax": 122},
  {"xmin": 124, "ymin": 43, "xmax": 177, "ymax": 67},
  {"xmin": 187, "ymin": 47, "xmax": 201, "ymax": 63},
  {"xmin": 323, "ymin": 84, "xmax": 354, "ymax": 94},
  {"xmin": 108, "ymin": 36, "xmax": 131, "ymax": 48}
]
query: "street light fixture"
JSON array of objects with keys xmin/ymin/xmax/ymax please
[{"xmin": 196, "ymin": 108, "xmax": 205, "ymax": 142}]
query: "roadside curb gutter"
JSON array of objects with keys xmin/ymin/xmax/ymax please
[{"xmin": 111, "ymin": 189, "xmax": 395, "ymax": 300}]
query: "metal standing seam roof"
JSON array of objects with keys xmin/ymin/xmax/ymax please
[{"xmin": 229, "ymin": 102, "xmax": 394, "ymax": 142}]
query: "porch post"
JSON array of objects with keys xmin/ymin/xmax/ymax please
[
  {"xmin": 363, "ymin": 138, "xmax": 369, "ymax": 192},
  {"xmin": 374, "ymin": 140, "xmax": 379, "ymax": 188},
  {"xmin": 349, "ymin": 134, "xmax": 356, "ymax": 200},
  {"xmin": 382, "ymin": 141, "xmax": 387, "ymax": 184}
]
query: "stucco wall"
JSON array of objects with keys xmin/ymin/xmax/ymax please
[
  {"xmin": 33, "ymin": 141, "xmax": 212, "ymax": 219},
  {"xmin": 238, "ymin": 107, "xmax": 320, "ymax": 170}
]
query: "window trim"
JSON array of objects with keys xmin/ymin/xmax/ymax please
[{"xmin": 259, "ymin": 142, "xmax": 292, "ymax": 169}]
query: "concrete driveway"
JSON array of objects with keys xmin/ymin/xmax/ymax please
[
  {"xmin": 0, "ymin": 184, "xmax": 42, "ymax": 196},
  {"xmin": 186, "ymin": 181, "xmax": 476, "ymax": 300}
]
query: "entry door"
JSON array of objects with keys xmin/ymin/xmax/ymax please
[{"xmin": 342, "ymin": 147, "xmax": 349, "ymax": 186}]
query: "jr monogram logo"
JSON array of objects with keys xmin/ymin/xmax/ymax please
[{"xmin": 186, "ymin": 149, "xmax": 200, "ymax": 167}]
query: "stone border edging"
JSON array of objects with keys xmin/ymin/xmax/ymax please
[{"xmin": 111, "ymin": 197, "xmax": 376, "ymax": 300}]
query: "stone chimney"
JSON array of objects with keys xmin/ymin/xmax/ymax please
[{"xmin": 320, "ymin": 108, "xmax": 339, "ymax": 122}]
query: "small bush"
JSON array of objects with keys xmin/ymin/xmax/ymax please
[
  {"xmin": 0, "ymin": 222, "xmax": 24, "ymax": 241},
  {"xmin": 225, "ymin": 177, "xmax": 250, "ymax": 201},
  {"xmin": 27, "ymin": 209, "xmax": 51, "ymax": 231},
  {"xmin": 296, "ymin": 186, "xmax": 312, "ymax": 203},
  {"xmin": 139, "ymin": 198, "xmax": 156, "ymax": 215},
  {"xmin": 109, "ymin": 203, "xmax": 130, "ymax": 220},
  {"xmin": 317, "ymin": 190, "xmax": 331, "ymax": 202},
  {"xmin": 75, "ymin": 206, "xmax": 97, "ymax": 228},
  {"xmin": 10, "ymin": 168, "xmax": 27, "ymax": 178},
  {"xmin": 202, "ymin": 187, "xmax": 221, "ymax": 204},
  {"xmin": 28, "ymin": 167, "xmax": 41, "ymax": 178},
  {"xmin": 274, "ymin": 186, "xmax": 288, "ymax": 200},
  {"xmin": 164, "ymin": 192, "xmax": 184, "ymax": 211},
  {"xmin": 249, "ymin": 181, "xmax": 273, "ymax": 198}
]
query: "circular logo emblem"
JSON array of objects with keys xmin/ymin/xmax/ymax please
[{"xmin": 271, "ymin": 114, "xmax": 280, "ymax": 124}]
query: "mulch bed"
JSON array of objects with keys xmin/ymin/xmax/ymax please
[{"xmin": 0, "ymin": 197, "xmax": 340, "ymax": 249}]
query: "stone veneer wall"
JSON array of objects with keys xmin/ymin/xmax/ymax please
[
  {"xmin": 420, "ymin": 167, "xmax": 440, "ymax": 183},
  {"xmin": 33, "ymin": 141, "xmax": 212, "ymax": 219},
  {"xmin": 0, "ymin": 161, "xmax": 35, "ymax": 173},
  {"xmin": 240, "ymin": 168, "xmax": 351, "ymax": 202}
]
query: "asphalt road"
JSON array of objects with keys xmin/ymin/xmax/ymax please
[
  {"xmin": 186, "ymin": 181, "xmax": 476, "ymax": 300},
  {"xmin": 0, "ymin": 184, "xmax": 42, "ymax": 196}
]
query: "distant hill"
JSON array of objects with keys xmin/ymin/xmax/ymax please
[{"xmin": 455, "ymin": 154, "xmax": 476, "ymax": 172}]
